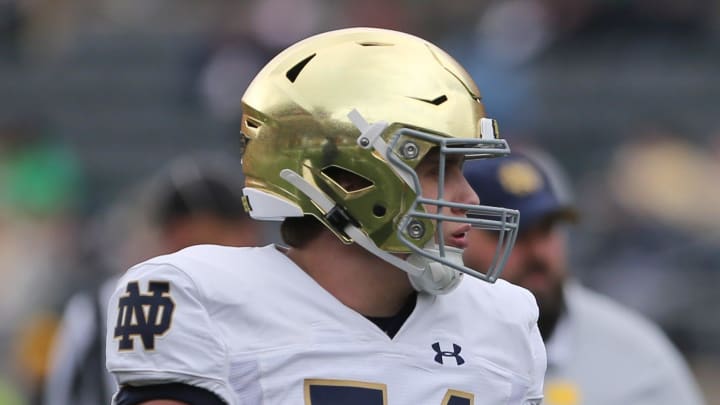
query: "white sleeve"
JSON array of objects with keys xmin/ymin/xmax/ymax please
[
  {"xmin": 525, "ymin": 320, "xmax": 546, "ymax": 404},
  {"xmin": 522, "ymin": 289, "xmax": 547, "ymax": 405},
  {"xmin": 105, "ymin": 262, "xmax": 235, "ymax": 405}
]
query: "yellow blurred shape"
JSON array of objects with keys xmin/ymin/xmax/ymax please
[
  {"xmin": 12, "ymin": 312, "xmax": 60, "ymax": 382},
  {"xmin": 499, "ymin": 161, "xmax": 544, "ymax": 196},
  {"xmin": 545, "ymin": 380, "xmax": 581, "ymax": 405}
]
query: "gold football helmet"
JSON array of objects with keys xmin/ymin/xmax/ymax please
[{"xmin": 241, "ymin": 27, "xmax": 519, "ymax": 294}]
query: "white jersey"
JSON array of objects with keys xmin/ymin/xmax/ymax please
[
  {"xmin": 106, "ymin": 244, "xmax": 546, "ymax": 405},
  {"xmin": 544, "ymin": 282, "xmax": 705, "ymax": 405}
]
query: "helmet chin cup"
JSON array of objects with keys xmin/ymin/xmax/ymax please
[{"xmin": 407, "ymin": 245, "xmax": 464, "ymax": 295}]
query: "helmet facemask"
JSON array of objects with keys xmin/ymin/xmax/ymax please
[{"xmin": 346, "ymin": 110, "xmax": 520, "ymax": 294}]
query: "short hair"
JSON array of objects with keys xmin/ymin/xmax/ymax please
[{"xmin": 280, "ymin": 216, "xmax": 325, "ymax": 248}]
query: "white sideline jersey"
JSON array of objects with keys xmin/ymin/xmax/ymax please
[
  {"xmin": 106, "ymin": 244, "xmax": 546, "ymax": 405},
  {"xmin": 544, "ymin": 282, "xmax": 705, "ymax": 405}
]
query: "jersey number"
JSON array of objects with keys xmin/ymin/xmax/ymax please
[{"xmin": 304, "ymin": 379, "xmax": 474, "ymax": 405}]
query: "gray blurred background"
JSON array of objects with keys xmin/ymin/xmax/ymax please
[{"xmin": 1, "ymin": 0, "xmax": 719, "ymax": 403}]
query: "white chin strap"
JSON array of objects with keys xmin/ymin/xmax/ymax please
[
  {"xmin": 406, "ymin": 246, "xmax": 464, "ymax": 295},
  {"xmin": 279, "ymin": 168, "xmax": 462, "ymax": 295}
]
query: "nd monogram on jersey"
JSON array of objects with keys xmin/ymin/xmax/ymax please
[
  {"xmin": 114, "ymin": 281, "xmax": 174, "ymax": 351},
  {"xmin": 106, "ymin": 245, "xmax": 546, "ymax": 405}
]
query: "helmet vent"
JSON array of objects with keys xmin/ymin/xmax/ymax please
[
  {"xmin": 286, "ymin": 53, "xmax": 316, "ymax": 83},
  {"xmin": 321, "ymin": 165, "xmax": 373, "ymax": 192},
  {"xmin": 357, "ymin": 41, "xmax": 394, "ymax": 47},
  {"xmin": 245, "ymin": 118, "xmax": 261, "ymax": 129},
  {"xmin": 408, "ymin": 95, "xmax": 448, "ymax": 106}
]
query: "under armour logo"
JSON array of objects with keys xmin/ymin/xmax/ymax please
[
  {"xmin": 432, "ymin": 342, "xmax": 465, "ymax": 366},
  {"xmin": 114, "ymin": 281, "xmax": 175, "ymax": 351}
]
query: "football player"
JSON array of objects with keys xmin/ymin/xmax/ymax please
[
  {"xmin": 106, "ymin": 28, "xmax": 546, "ymax": 405},
  {"xmin": 463, "ymin": 148, "xmax": 705, "ymax": 405}
]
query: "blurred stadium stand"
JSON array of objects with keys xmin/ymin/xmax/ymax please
[{"xmin": 1, "ymin": 33, "xmax": 233, "ymax": 211}]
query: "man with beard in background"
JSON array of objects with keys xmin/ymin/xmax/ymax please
[{"xmin": 462, "ymin": 147, "xmax": 705, "ymax": 405}]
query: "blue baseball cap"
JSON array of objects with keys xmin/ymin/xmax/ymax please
[{"xmin": 463, "ymin": 150, "xmax": 578, "ymax": 233}]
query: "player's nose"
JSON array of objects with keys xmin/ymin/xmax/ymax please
[{"xmin": 450, "ymin": 171, "xmax": 480, "ymax": 214}]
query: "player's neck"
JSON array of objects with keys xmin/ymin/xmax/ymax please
[{"xmin": 287, "ymin": 232, "xmax": 415, "ymax": 317}]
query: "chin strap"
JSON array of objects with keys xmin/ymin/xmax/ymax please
[
  {"xmin": 406, "ymin": 246, "xmax": 464, "ymax": 295},
  {"xmin": 280, "ymin": 168, "xmax": 462, "ymax": 295}
]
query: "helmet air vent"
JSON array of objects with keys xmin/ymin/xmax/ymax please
[
  {"xmin": 285, "ymin": 53, "xmax": 317, "ymax": 83},
  {"xmin": 242, "ymin": 117, "xmax": 262, "ymax": 140},
  {"xmin": 321, "ymin": 165, "xmax": 373, "ymax": 193},
  {"xmin": 357, "ymin": 41, "xmax": 394, "ymax": 47},
  {"xmin": 245, "ymin": 118, "xmax": 261, "ymax": 129},
  {"xmin": 372, "ymin": 204, "xmax": 386, "ymax": 217},
  {"xmin": 408, "ymin": 95, "xmax": 448, "ymax": 106}
]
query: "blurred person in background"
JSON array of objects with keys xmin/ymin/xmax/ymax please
[
  {"xmin": 42, "ymin": 152, "xmax": 267, "ymax": 405},
  {"xmin": 0, "ymin": 116, "xmax": 83, "ymax": 319},
  {"xmin": 0, "ymin": 115, "xmax": 84, "ymax": 405},
  {"xmin": 462, "ymin": 147, "xmax": 705, "ymax": 405}
]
